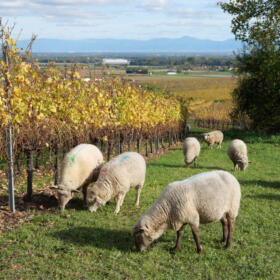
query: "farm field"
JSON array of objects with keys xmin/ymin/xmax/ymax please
[
  {"xmin": 131, "ymin": 74, "xmax": 237, "ymax": 122},
  {"xmin": 1, "ymin": 128, "xmax": 280, "ymax": 280}
]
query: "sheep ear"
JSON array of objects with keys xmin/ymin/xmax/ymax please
[
  {"xmin": 131, "ymin": 225, "xmax": 139, "ymax": 236},
  {"xmin": 131, "ymin": 225, "xmax": 144, "ymax": 236},
  {"xmin": 50, "ymin": 185, "xmax": 58, "ymax": 189}
]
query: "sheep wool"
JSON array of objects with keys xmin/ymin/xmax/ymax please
[
  {"xmin": 183, "ymin": 137, "xmax": 200, "ymax": 167},
  {"xmin": 53, "ymin": 144, "xmax": 104, "ymax": 210},
  {"xmin": 203, "ymin": 130, "xmax": 224, "ymax": 149},
  {"xmin": 227, "ymin": 139, "xmax": 249, "ymax": 171},
  {"xmin": 132, "ymin": 170, "xmax": 241, "ymax": 253},
  {"xmin": 87, "ymin": 152, "xmax": 146, "ymax": 214}
]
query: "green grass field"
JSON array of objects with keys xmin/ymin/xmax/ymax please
[{"xmin": 1, "ymin": 129, "xmax": 280, "ymax": 279}]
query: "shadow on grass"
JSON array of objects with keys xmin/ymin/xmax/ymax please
[
  {"xmin": 65, "ymin": 198, "xmax": 86, "ymax": 211},
  {"xmin": 148, "ymin": 162, "xmax": 225, "ymax": 171},
  {"xmin": 200, "ymin": 166, "xmax": 226, "ymax": 171},
  {"xmin": 247, "ymin": 194, "xmax": 280, "ymax": 201},
  {"xmin": 239, "ymin": 180, "xmax": 280, "ymax": 189},
  {"xmin": 52, "ymin": 226, "xmax": 132, "ymax": 252},
  {"xmin": 149, "ymin": 162, "xmax": 185, "ymax": 168},
  {"xmin": 0, "ymin": 193, "xmax": 58, "ymax": 211}
]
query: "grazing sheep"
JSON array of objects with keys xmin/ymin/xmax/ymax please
[
  {"xmin": 87, "ymin": 152, "xmax": 146, "ymax": 214},
  {"xmin": 227, "ymin": 139, "xmax": 249, "ymax": 171},
  {"xmin": 51, "ymin": 144, "xmax": 104, "ymax": 210},
  {"xmin": 131, "ymin": 170, "xmax": 241, "ymax": 253},
  {"xmin": 183, "ymin": 137, "xmax": 200, "ymax": 167},
  {"xmin": 203, "ymin": 130, "xmax": 224, "ymax": 149}
]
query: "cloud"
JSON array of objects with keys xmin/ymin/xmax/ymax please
[
  {"xmin": 0, "ymin": 0, "xmax": 121, "ymax": 26},
  {"xmin": 139, "ymin": 0, "xmax": 170, "ymax": 12},
  {"xmin": 34, "ymin": 0, "xmax": 131, "ymax": 6}
]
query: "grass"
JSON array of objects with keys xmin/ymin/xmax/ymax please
[{"xmin": 1, "ymin": 128, "xmax": 280, "ymax": 279}]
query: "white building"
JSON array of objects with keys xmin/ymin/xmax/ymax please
[
  {"xmin": 102, "ymin": 58, "xmax": 129, "ymax": 65},
  {"xmin": 166, "ymin": 70, "xmax": 177, "ymax": 75}
]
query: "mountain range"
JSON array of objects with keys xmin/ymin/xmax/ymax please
[{"xmin": 17, "ymin": 36, "xmax": 242, "ymax": 53}]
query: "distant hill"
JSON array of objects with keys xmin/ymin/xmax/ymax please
[{"xmin": 17, "ymin": 36, "xmax": 242, "ymax": 53}]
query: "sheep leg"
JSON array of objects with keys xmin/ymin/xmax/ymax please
[
  {"xmin": 172, "ymin": 226, "xmax": 184, "ymax": 251},
  {"xmin": 191, "ymin": 225, "xmax": 202, "ymax": 254},
  {"xmin": 135, "ymin": 186, "xmax": 142, "ymax": 206},
  {"xmin": 82, "ymin": 185, "xmax": 88, "ymax": 206},
  {"xmin": 114, "ymin": 193, "xmax": 125, "ymax": 214},
  {"xmin": 226, "ymin": 217, "xmax": 234, "ymax": 248},
  {"xmin": 193, "ymin": 157, "xmax": 197, "ymax": 168},
  {"xmin": 220, "ymin": 214, "xmax": 228, "ymax": 242},
  {"xmin": 234, "ymin": 163, "xmax": 239, "ymax": 171}
]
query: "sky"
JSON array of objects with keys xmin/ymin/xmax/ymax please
[{"xmin": 1, "ymin": 0, "xmax": 234, "ymax": 41}]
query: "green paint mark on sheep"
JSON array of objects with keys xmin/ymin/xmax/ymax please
[
  {"xmin": 120, "ymin": 155, "xmax": 130, "ymax": 163},
  {"xmin": 68, "ymin": 154, "xmax": 76, "ymax": 168}
]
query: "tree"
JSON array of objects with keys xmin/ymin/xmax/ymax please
[{"xmin": 219, "ymin": 0, "xmax": 280, "ymax": 132}]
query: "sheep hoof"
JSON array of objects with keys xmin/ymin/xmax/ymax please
[
  {"xmin": 197, "ymin": 246, "xmax": 203, "ymax": 254},
  {"xmin": 114, "ymin": 210, "xmax": 120, "ymax": 214},
  {"xmin": 171, "ymin": 246, "xmax": 181, "ymax": 252},
  {"xmin": 225, "ymin": 243, "xmax": 231, "ymax": 249}
]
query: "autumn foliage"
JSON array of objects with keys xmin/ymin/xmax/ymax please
[{"xmin": 0, "ymin": 35, "xmax": 183, "ymax": 161}]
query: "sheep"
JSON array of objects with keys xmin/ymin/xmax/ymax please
[
  {"xmin": 131, "ymin": 170, "xmax": 241, "ymax": 253},
  {"xmin": 227, "ymin": 139, "xmax": 249, "ymax": 171},
  {"xmin": 87, "ymin": 152, "xmax": 146, "ymax": 214},
  {"xmin": 51, "ymin": 144, "xmax": 104, "ymax": 210},
  {"xmin": 183, "ymin": 137, "xmax": 200, "ymax": 167},
  {"xmin": 203, "ymin": 130, "xmax": 224, "ymax": 149}
]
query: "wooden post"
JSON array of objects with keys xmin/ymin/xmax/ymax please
[
  {"xmin": 145, "ymin": 141, "xmax": 148, "ymax": 157},
  {"xmin": 161, "ymin": 137, "xmax": 165, "ymax": 149},
  {"xmin": 155, "ymin": 136, "xmax": 160, "ymax": 153},
  {"xmin": 100, "ymin": 140, "xmax": 105, "ymax": 153},
  {"xmin": 119, "ymin": 134, "xmax": 124, "ymax": 154},
  {"xmin": 26, "ymin": 150, "xmax": 34, "ymax": 201},
  {"xmin": 107, "ymin": 141, "xmax": 112, "ymax": 161},
  {"xmin": 137, "ymin": 136, "xmax": 142, "ymax": 154},
  {"xmin": 16, "ymin": 152, "xmax": 22, "ymax": 175},
  {"xmin": 128, "ymin": 131, "xmax": 133, "ymax": 151},
  {"xmin": 54, "ymin": 145, "xmax": 60, "ymax": 185},
  {"xmin": 35, "ymin": 149, "xmax": 41, "ymax": 170},
  {"xmin": 149, "ymin": 138, "xmax": 153, "ymax": 154}
]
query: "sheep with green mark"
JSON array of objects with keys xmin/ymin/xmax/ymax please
[
  {"xmin": 87, "ymin": 152, "xmax": 146, "ymax": 214},
  {"xmin": 51, "ymin": 144, "xmax": 104, "ymax": 210}
]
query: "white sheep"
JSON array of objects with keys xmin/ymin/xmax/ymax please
[
  {"xmin": 183, "ymin": 137, "xmax": 200, "ymax": 167},
  {"xmin": 227, "ymin": 139, "xmax": 249, "ymax": 171},
  {"xmin": 51, "ymin": 144, "xmax": 104, "ymax": 210},
  {"xmin": 87, "ymin": 152, "xmax": 146, "ymax": 214},
  {"xmin": 203, "ymin": 130, "xmax": 224, "ymax": 149},
  {"xmin": 131, "ymin": 170, "xmax": 241, "ymax": 253}
]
